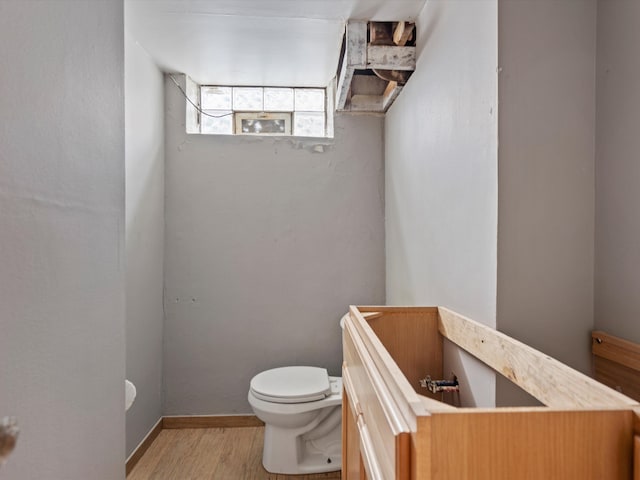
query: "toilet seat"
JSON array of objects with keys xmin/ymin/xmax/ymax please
[{"xmin": 250, "ymin": 366, "xmax": 331, "ymax": 404}]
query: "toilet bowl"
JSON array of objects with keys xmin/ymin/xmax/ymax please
[{"xmin": 248, "ymin": 366, "xmax": 342, "ymax": 475}]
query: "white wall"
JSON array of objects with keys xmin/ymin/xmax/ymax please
[
  {"xmin": 496, "ymin": 0, "xmax": 596, "ymax": 404},
  {"xmin": 385, "ymin": 0, "xmax": 498, "ymax": 407},
  {"xmin": 125, "ymin": 32, "xmax": 165, "ymax": 456},
  {"xmin": 0, "ymin": 1, "xmax": 125, "ymax": 478},
  {"xmin": 163, "ymin": 76, "xmax": 385, "ymax": 414},
  {"xmin": 595, "ymin": 0, "xmax": 640, "ymax": 344}
]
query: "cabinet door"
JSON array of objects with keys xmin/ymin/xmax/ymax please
[
  {"xmin": 343, "ymin": 318, "xmax": 411, "ymax": 480},
  {"xmin": 342, "ymin": 390, "xmax": 363, "ymax": 480}
]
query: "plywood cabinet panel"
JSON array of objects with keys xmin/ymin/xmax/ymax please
[{"xmin": 429, "ymin": 409, "xmax": 632, "ymax": 480}]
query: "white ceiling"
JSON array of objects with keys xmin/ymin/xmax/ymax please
[{"xmin": 125, "ymin": 0, "xmax": 427, "ymax": 87}]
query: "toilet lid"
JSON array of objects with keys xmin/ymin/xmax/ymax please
[{"xmin": 250, "ymin": 366, "xmax": 331, "ymax": 404}]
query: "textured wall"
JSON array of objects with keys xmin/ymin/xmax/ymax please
[
  {"xmin": 125, "ymin": 32, "xmax": 165, "ymax": 456},
  {"xmin": 595, "ymin": 1, "xmax": 640, "ymax": 344},
  {"xmin": 497, "ymin": 0, "xmax": 597, "ymax": 404},
  {"xmin": 385, "ymin": 0, "xmax": 498, "ymax": 407},
  {"xmin": 163, "ymin": 76, "xmax": 385, "ymax": 414},
  {"xmin": 0, "ymin": 1, "xmax": 125, "ymax": 478}
]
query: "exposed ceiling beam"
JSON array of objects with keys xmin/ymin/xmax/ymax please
[
  {"xmin": 336, "ymin": 21, "xmax": 367, "ymax": 110},
  {"xmin": 336, "ymin": 20, "xmax": 416, "ymax": 113},
  {"xmin": 367, "ymin": 45, "xmax": 416, "ymax": 71}
]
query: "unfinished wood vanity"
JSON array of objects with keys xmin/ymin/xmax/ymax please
[{"xmin": 341, "ymin": 306, "xmax": 640, "ymax": 480}]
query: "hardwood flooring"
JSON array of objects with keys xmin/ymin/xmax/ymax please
[{"xmin": 127, "ymin": 427, "xmax": 342, "ymax": 480}]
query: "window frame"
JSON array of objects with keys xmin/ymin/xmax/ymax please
[{"xmin": 197, "ymin": 85, "xmax": 332, "ymax": 138}]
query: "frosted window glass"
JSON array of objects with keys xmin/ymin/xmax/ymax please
[
  {"xmin": 264, "ymin": 88, "xmax": 294, "ymax": 111},
  {"xmin": 201, "ymin": 87, "xmax": 232, "ymax": 110},
  {"xmin": 201, "ymin": 111, "xmax": 233, "ymax": 135},
  {"xmin": 294, "ymin": 89, "xmax": 325, "ymax": 112},
  {"xmin": 233, "ymin": 87, "xmax": 263, "ymax": 111},
  {"xmin": 241, "ymin": 119, "xmax": 287, "ymax": 134},
  {"xmin": 197, "ymin": 86, "xmax": 328, "ymax": 137},
  {"xmin": 293, "ymin": 112, "xmax": 325, "ymax": 137}
]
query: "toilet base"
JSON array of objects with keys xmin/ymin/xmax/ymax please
[{"xmin": 261, "ymin": 408, "xmax": 342, "ymax": 475}]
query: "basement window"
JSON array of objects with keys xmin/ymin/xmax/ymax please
[{"xmin": 199, "ymin": 86, "xmax": 331, "ymax": 138}]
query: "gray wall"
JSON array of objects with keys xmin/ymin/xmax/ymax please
[
  {"xmin": 125, "ymin": 32, "xmax": 165, "ymax": 456},
  {"xmin": 497, "ymin": 0, "xmax": 597, "ymax": 404},
  {"xmin": 0, "ymin": 1, "xmax": 125, "ymax": 478},
  {"xmin": 163, "ymin": 76, "xmax": 385, "ymax": 414},
  {"xmin": 385, "ymin": 0, "xmax": 498, "ymax": 408},
  {"xmin": 595, "ymin": 0, "xmax": 640, "ymax": 344}
]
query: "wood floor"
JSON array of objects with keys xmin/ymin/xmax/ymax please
[{"xmin": 127, "ymin": 427, "xmax": 342, "ymax": 480}]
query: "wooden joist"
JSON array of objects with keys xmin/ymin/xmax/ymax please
[
  {"xmin": 382, "ymin": 81, "xmax": 403, "ymax": 112},
  {"xmin": 393, "ymin": 21, "xmax": 414, "ymax": 46}
]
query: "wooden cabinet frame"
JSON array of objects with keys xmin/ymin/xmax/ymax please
[{"xmin": 342, "ymin": 306, "xmax": 640, "ymax": 480}]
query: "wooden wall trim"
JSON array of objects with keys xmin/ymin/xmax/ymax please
[
  {"xmin": 162, "ymin": 415, "xmax": 264, "ymax": 429},
  {"xmin": 126, "ymin": 418, "xmax": 163, "ymax": 475},
  {"xmin": 592, "ymin": 330, "xmax": 640, "ymax": 372},
  {"xmin": 592, "ymin": 331, "xmax": 640, "ymax": 403},
  {"xmin": 635, "ymin": 435, "xmax": 640, "ymax": 480}
]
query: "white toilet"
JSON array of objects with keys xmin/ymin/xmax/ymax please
[{"xmin": 248, "ymin": 365, "xmax": 342, "ymax": 475}]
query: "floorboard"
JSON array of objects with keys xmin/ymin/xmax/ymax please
[{"xmin": 127, "ymin": 427, "xmax": 341, "ymax": 480}]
